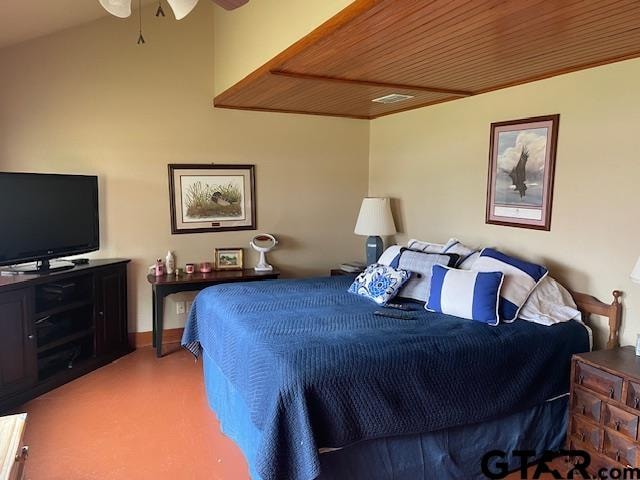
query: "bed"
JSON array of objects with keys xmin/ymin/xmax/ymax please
[{"xmin": 182, "ymin": 275, "xmax": 622, "ymax": 480}]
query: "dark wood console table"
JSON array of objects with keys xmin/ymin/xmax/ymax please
[{"xmin": 146, "ymin": 269, "xmax": 280, "ymax": 357}]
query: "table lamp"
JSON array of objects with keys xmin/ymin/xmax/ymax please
[
  {"xmin": 354, "ymin": 197, "xmax": 396, "ymax": 265},
  {"xmin": 632, "ymin": 256, "xmax": 640, "ymax": 284}
]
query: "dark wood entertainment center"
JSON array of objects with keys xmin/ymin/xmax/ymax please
[{"xmin": 0, "ymin": 259, "xmax": 131, "ymax": 413}]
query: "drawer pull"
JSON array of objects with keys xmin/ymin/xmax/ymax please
[
  {"xmin": 581, "ymin": 405, "xmax": 586, "ymax": 415},
  {"xmin": 578, "ymin": 375, "xmax": 584, "ymax": 384},
  {"xmin": 615, "ymin": 420, "xmax": 621, "ymax": 431},
  {"xmin": 15, "ymin": 445, "xmax": 28, "ymax": 463},
  {"xmin": 635, "ymin": 397, "xmax": 640, "ymax": 409},
  {"xmin": 616, "ymin": 450, "xmax": 621, "ymax": 462},
  {"xmin": 609, "ymin": 386, "xmax": 615, "ymax": 398}
]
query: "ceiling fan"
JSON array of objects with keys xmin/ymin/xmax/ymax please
[{"xmin": 99, "ymin": 0, "xmax": 249, "ymax": 20}]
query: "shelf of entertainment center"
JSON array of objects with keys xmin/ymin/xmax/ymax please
[
  {"xmin": 35, "ymin": 298, "xmax": 94, "ymax": 319},
  {"xmin": 37, "ymin": 327, "xmax": 95, "ymax": 355}
]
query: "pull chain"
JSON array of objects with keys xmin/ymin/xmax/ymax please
[
  {"xmin": 156, "ymin": 0, "xmax": 165, "ymax": 17},
  {"xmin": 137, "ymin": 0, "xmax": 146, "ymax": 45}
]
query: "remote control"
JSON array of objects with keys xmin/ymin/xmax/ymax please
[
  {"xmin": 374, "ymin": 310, "xmax": 418, "ymax": 320},
  {"xmin": 385, "ymin": 302, "xmax": 411, "ymax": 310}
]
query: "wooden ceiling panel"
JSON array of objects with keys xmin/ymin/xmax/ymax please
[
  {"xmin": 216, "ymin": 73, "xmax": 459, "ymax": 118},
  {"xmin": 214, "ymin": 0, "xmax": 640, "ymax": 119}
]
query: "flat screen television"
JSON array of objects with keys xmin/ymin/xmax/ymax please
[{"xmin": 0, "ymin": 172, "xmax": 99, "ymax": 272}]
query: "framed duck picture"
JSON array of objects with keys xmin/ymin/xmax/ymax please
[
  {"xmin": 168, "ymin": 164, "xmax": 256, "ymax": 234},
  {"xmin": 485, "ymin": 114, "xmax": 560, "ymax": 231}
]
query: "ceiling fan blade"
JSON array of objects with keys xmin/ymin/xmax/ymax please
[
  {"xmin": 99, "ymin": 0, "xmax": 132, "ymax": 18},
  {"xmin": 212, "ymin": 0, "xmax": 249, "ymax": 11},
  {"xmin": 166, "ymin": 0, "xmax": 199, "ymax": 20}
]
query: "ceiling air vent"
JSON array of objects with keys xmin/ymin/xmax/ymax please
[{"xmin": 371, "ymin": 93, "xmax": 415, "ymax": 104}]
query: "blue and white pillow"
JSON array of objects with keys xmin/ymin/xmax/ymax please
[
  {"xmin": 348, "ymin": 264, "xmax": 411, "ymax": 305},
  {"xmin": 427, "ymin": 265, "xmax": 504, "ymax": 325},
  {"xmin": 394, "ymin": 249, "xmax": 458, "ymax": 302},
  {"xmin": 471, "ymin": 248, "xmax": 548, "ymax": 322}
]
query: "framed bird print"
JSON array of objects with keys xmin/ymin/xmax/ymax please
[
  {"xmin": 168, "ymin": 164, "xmax": 256, "ymax": 234},
  {"xmin": 486, "ymin": 115, "xmax": 560, "ymax": 231}
]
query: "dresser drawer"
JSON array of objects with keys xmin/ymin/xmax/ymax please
[
  {"xmin": 575, "ymin": 361, "xmax": 623, "ymax": 400},
  {"xmin": 573, "ymin": 388, "xmax": 602, "ymax": 422},
  {"xmin": 603, "ymin": 430, "xmax": 639, "ymax": 466},
  {"xmin": 626, "ymin": 381, "xmax": 640, "ymax": 411},
  {"xmin": 571, "ymin": 415, "xmax": 601, "ymax": 451},
  {"xmin": 603, "ymin": 403, "xmax": 639, "ymax": 440}
]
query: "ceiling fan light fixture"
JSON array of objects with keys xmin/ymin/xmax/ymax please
[
  {"xmin": 98, "ymin": 0, "xmax": 132, "ymax": 18},
  {"xmin": 166, "ymin": 0, "xmax": 199, "ymax": 20}
]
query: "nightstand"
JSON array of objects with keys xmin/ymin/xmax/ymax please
[
  {"xmin": 568, "ymin": 346, "xmax": 640, "ymax": 474},
  {"xmin": 330, "ymin": 269, "xmax": 358, "ymax": 277}
]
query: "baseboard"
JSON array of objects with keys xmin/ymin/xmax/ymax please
[{"xmin": 129, "ymin": 328, "xmax": 184, "ymax": 349}]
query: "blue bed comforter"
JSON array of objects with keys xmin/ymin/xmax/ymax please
[{"xmin": 182, "ymin": 276, "xmax": 589, "ymax": 480}]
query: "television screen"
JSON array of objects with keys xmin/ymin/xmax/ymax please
[{"xmin": 0, "ymin": 173, "xmax": 99, "ymax": 266}]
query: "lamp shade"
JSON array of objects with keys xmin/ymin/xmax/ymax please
[
  {"xmin": 632, "ymin": 256, "xmax": 640, "ymax": 284},
  {"xmin": 354, "ymin": 197, "xmax": 396, "ymax": 237}
]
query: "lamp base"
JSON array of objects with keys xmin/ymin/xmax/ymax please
[{"xmin": 366, "ymin": 236, "xmax": 384, "ymax": 265}]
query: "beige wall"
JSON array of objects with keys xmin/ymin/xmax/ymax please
[
  {"xmin": 369, "ymin": 58, "xmax": 640, "ymax": 347},
  {"xmin": 0, "ymin": 3, "xmax": 369, "ymax": 333},
  {"xmin": 214, "ymin": 0, "xmax": 353, "ymax": 95}
]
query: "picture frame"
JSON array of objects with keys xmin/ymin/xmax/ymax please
[
  {"xmin": 485, "ymin": 114, "xmax": 560, "ymax": 231},
  {"xmin": 214, "ymin": 248, "xmax": 244, "ymax": 271},
  {"xmin": 168, "ymin": 164, "xmax": 256, "ymax": 234}
]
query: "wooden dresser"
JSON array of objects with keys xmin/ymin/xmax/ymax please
[
  {"xmin": 0, "ymin": 414, "xmax": 27, "ymax": 480},
  {"xmin": 568, "ymin": 346, "xmax": 640, "ymax": 474}
]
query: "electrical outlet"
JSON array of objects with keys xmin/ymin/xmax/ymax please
[
  {"xmin": 176, "ymin": 301, "xmax": 186, "ymax": 315},
  {"xmin": 186, "ymin": 300, "xmax": 193, "ymax": 313}
]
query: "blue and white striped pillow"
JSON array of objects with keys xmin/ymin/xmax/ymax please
[
  {"xmin": 471, "ymin": 248, "xmax": 548, "ymax": 322},
  {"xmin": 426, "ymin": 265, "xmax": 504, "ymax": 325}
]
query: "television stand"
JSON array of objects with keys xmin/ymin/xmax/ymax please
[
  {"xmin": 0, "ymin": 259, "xmax": 131, "ymax": 413},
  {"xmin": 1, "ymin": 259, "xmax": 75, "ymax": 274}
]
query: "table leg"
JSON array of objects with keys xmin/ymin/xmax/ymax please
[
  {"xmin": 155, "ymin": 289, "xmax": 164, "ymax": 357},
  {"xmin": 151, "ymin": 288, "xmax": 157, "ymax": 348}
]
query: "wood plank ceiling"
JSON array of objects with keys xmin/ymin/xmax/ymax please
[{"xmin": 214, "ymin": 0, "xmax": 640, "ymax": 120}]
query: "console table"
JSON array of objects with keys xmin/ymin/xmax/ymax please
[{"xmin": 146, "ymin": 269, "xmax": 280, "ymax": 357}]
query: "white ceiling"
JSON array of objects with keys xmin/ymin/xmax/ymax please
[{"xmin": 0, "ymin": 0, "xmax": 156, "ymax": 49}]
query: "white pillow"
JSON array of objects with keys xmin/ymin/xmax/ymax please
[
  {"xmin": 406, "ymin": 239, "xmax": 446, "ymax": 253},
  {"xmin": 377, "ymin": 245, "xmax": 402, "ymax": 266},
  {"xmin": 459, "ymin": 251, "xmax": 480, "ymax": 270},
  {"xmin": 442, "ymin": 238, "xmax": 478, "ymax": 267},
  {"xmin": 519, "ymin": 277, "xmax": 581, "ymax": 325}
]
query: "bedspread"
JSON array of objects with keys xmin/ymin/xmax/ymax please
[{"xmin": 182, "ymin": 276, "xmax": 589, "ymax": 480}]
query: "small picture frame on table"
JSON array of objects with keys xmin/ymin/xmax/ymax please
[{"xmin": 214, "ymin": 248, "xmax": 244, "ymax": 271}]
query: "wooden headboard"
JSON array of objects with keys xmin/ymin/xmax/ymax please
[{"xmin": 571, "ymin": 290, "xmax": 622, "ymax": 350}]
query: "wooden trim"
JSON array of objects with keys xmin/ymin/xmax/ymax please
[
  {"xmin": 130, "ymin": 328, "xmax": 184, "ymax": 349},
  {"xmin": 214, "ymin": 103, "xmax": 371, "ymax": 120},
  {"xmin": 213, "ymin": 0, "xmax": 383, "ymax": 106},
  {"xmin": 571, "ymin": 290, "xmax": 623, "ymax": 350},
  {"xmin": 269, "ymin": 70, "xmax": 473, "ymax": 96}
]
